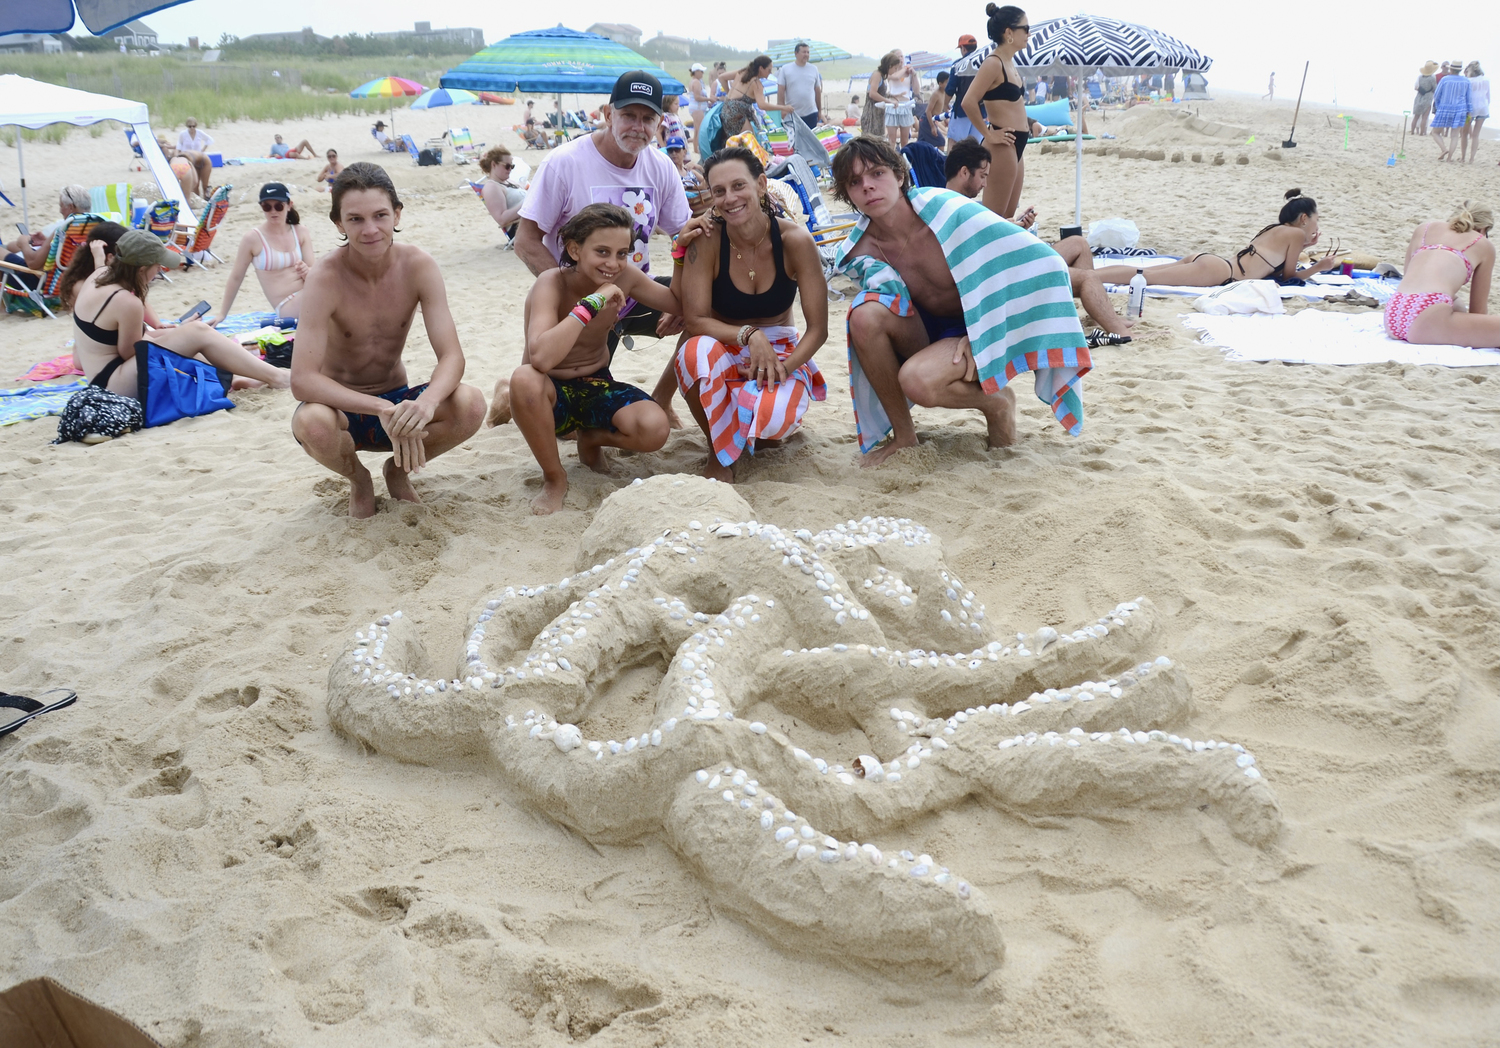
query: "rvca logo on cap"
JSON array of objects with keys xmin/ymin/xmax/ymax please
[{"xmin": 630, "ymin": 82, "xmax": 653, "ymax": 95}]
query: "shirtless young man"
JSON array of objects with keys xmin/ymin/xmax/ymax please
[
  {"xmin": 836, "ymin": 138, "xmax": 1017, "ymax": 465},
  {"xmin": 290, "ymin": 162, "xmax": 486, "ymax": 518}
]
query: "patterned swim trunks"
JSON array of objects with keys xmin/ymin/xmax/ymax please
[
  {"xmin": 550, "ymin": 368, "xmax": 652, "ymax": 436},
  {"xmin": 343, "ymin": 383, "xmax": 430, "ymax": 451}
]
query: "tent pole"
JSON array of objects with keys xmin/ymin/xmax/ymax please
[
  {"xmin": 1074, "ymin": 79, "xmax": 1083, "ymax": 228},
  {"xmin": 17, "ymin": 129, "xmax": 29, "ymax": 231}
]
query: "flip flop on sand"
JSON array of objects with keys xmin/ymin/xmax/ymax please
[
  {"xmin": 1087, "ymin": 329, "xmax": 1133, "ymax": 348},
  {"xmin": 0, "ymin": 689, "xmax": 77, "ymax": 738}
]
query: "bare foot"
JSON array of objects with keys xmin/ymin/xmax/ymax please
[
  {"xmin": 383, "ymin": 458, "xmax": 422, "ymax": 505},
  {"xmin": 983, "ymin": 387, "xmax": 1017, "ymax": 448},
  {"xmin": 703, "ymin": 456, "xmax": 735, "ymax": 483},
  {"xmin": 652, "ymin": 390, "xmax": 683, "ymax": 429},
  {"xmin": 266, "ymin": 369, "xmax": 292, "ymax": 390},
  {"xmin": 860, "ymin": 434, "xmax": 918, "ymax": 467},
  {"xmin": 532, "ymin": 474, "xmax": 568, "ymax": 515},
  {"xmin": 348, "ymin": 466, "xmax": 377, "ymax": 519},
  {"xmin": 576, "ymin": 431, "xmax": 612, "ymax": 474},
  {"xmin": 486, "ymin": 376, "xmax": 512, "ymax": 427}
]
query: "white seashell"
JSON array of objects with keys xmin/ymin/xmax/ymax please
[
  {"xmin": 843, "ymin": 842, "xmax": 859, "ymax": 861},
  {"xmin": 760, "ymin": 812, "xmax": 775, "ymax": 830},
  {"xmin": 775, "ymin": 826, "xmax": 795, "ymax": 842},
  {"xmin": 799, "ymin": 825, "xmax": 816, "ymax": 840},
  {"xmin": 1245, "ymin": 767, "xmax": 1262, "ymax": 779},
  {"xmin": 796, "ymin": 844, "xmax": 816, "ymax": 861},
  {"xmin": 695, "ymin": 769, "xmax": 709, "ymax": 783},
  {"xmin": 818, "ymin": 849, "xmax": 841, "ymax": 863},
  {"xmin": 910, "ymin": 864, "xmax": 930, "ymax": 877},
  {"xmin": 553, "ymin": 724, "xmax": 582, "ymax": 753},
  {"xmin": 836, "ymin": 772, "xmax": 856, "ymax": 785},
  {"xmin": 722, "ymin": 790, "xmax": 734, "ymax": 803},
  {"xmin": 624, "ymin": 737, "xmax": 638, "ymax": 752},
  {"xmin": 957, "ymin": 882, "xmax": 971, "ymax": 899},
  {"xmin": 1236, "ymin": 753, "xmax": 1256, "ymax": 768}
]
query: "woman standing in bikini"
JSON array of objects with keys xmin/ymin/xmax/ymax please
[
  {"xmin": 962, "ymin": 5, "xmax": 1032, "ymax": 219},
  {"xmin": 1092, "ymin": 190, "xmax": 1347, "ymax": 288},
  {"xmin": 213, "ymin": 183, "xmax": 314, "ymax": 322},
  {"xmin": 68, "ymin": 229, "xmax": 289, "ymax": 397},
  {"xmin": 1385, "ymin": 203, "xmax": 1495, "ymax": 347},
  {"xmin": 718, "ymin": 56, "xmax": 796, "ymax": 148}
]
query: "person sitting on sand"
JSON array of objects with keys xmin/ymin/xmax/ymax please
[
  {"xmin": 520, "ymin": 102, "xmax": 549, "ymax": 150},
  {"xmin": 289, "ymin": 163, "xmax": 486, "ymax": 518},
  {"xmin": 213, "ymin": 183, "xmax": 314, "ymax": 322},
  {"xmin": 945, "ymin": 142, "xmax": 1133, "ymax": 343},
  {"xmin": 65, "ymin": 229, "xmax": 289, "ymax": 398},
  {"xmin": 270, "ymin": 133, "xmax": 317, "ymax": 159},
  {"xmin": 479, "ymin": 146, "xmax": 527, "ymax": 238},
  {"xmin": 507, "ymin": 204, "xmax": 676, "ymax": 514},
  {"xmin": 1384, "ymin": 203, "xmax": 1496, "ymax": 347},
  {"xmin": 664, "ymin": 136, "xmax": 711, "ymax": 217},
  {"xmin": 1092, "ymin": 189, "xmax": 1347, "ymax": 288},
  {"xmin": 831, "ymin": 136, "xmax": 1089, "ymax": 466},
  {"xmin": 315, "ymin": 149, "xmax": 343, "ymax": 190},
  {"xmin": 670, "ymin": 146, "xmax": 828, "ymax": 482}
]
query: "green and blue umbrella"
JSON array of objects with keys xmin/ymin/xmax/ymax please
[
  {"xmin": 764, "ymin": 39, "xmax": 852, "ymax": 65},
  {"xmin": 441, "ymin": 25, "xmax": 684, "ymax": 95}
]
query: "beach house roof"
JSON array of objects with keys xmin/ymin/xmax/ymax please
[
  {"xmin": 111, "ymin": 20, "xmax": 157, "ymax": 47},
  {"xmin": 0, "ymin": 32, "xmax": 62, "ymax": 53}
]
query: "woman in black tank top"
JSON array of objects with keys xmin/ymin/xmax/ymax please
[
  {"xmin": 670, "ymin": 147, "xmax": 830, "ymax": 483},
  {"xmin": 962, "ymin": 4, "xmax": 1033, "ymax": 220}
]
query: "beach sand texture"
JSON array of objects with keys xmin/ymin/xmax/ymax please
[{"xmin": 2, "ymin": 96, "xmax": 1499, "ymax": 1046}]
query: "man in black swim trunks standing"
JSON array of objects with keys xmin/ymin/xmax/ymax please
[{"xmin": 290, "ymin": 162, "xmax": 486, "ymax": 518}]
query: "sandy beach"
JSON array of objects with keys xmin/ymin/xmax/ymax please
[{"xmin": 3, "ymin": 93, "xmax": 1499, "ymax": 1046}]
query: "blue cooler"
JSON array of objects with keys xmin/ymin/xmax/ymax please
[
  {"xmin": 208, "ymin": 152, "xmax": 223, "ymax": 168},
  {"xmin": 131, "ymin": 201, "xmax": 148, "ymax": 228}
]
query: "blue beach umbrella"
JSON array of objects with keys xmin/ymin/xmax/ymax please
[
  {"xmin": 412, "ymin": 88, "xmax": 480, "ymax": 110},
  {"xmin": 441, "ymin": 25, "xmax": 685, "ymax": 95}
]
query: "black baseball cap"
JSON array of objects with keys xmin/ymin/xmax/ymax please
[
  {"xmin": 259, "ymin": 182, "xmax": 292, "ymax": 204},
  {"xmin": 610, "ymin": 70, "xmax": 664, "ymax": 115}
]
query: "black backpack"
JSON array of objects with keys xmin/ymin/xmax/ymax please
[{"xmin": 417, "ymin": 147, "xmax": 441, "ymax": 166}]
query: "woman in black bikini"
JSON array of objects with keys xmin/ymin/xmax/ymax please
[
  {"xmin": 673, "ymin": 147, "xmax": 828, "ymax": 482},
  {"xmin": 1092, "ymin": 189, "xmax": 1348, "ymax": 288},
  {"xmin": 961, "ymin": 4, "xmax": 1032, "ymax": 219},
  {"xmin": 68, "ymin": 229, "xmax": 289, "ymax": 399}
]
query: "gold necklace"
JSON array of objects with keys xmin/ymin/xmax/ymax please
[{"xmin": 726, "ymin": 215, "xmax": 770, "ymax": 283}]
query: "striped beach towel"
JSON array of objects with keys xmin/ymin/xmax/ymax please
[
  {"xmin": 675, "ymin": 325, "xmax": 826, "ymax": 466},
  {"xmin": 834, "ymin": 187, "xmax": 1090, "ymax": 452}
]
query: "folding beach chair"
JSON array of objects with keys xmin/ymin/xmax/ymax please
[
  {"xmin": 0, "ymin": 174, "xmax": 13, "ymax": 207},
  {"xmin": 768, "ymin": 154, "xmax": 857, "ymax": 250},
  {"xmin": 371, "ymin": 127, "xmax": 402, "ymax": 152},
  {"xmin": 172, "ymin": 184, "xmax": 232, "ymax": 264},
  {"xmin": 0, "ymin": 213, "xmax": 105, "ymax": 318},
  {"xmin": 89, "ymin": 182, "xmax": 132, "ymax": 223},
  {"xmin": 900, "ymin": 142, "xmax": 946, "ymax": 189},
  {"xmin": 447, "ymin": 127, "xmax": 484, "ymax": 164},
  {"xmin": 125, "ymin": 128, "xmax": 147, "ymax": 171}
]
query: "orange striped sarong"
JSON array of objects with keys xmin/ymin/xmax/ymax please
[{"xmin": 674, "ymin": 325, "xmax": 826, "ymax": 467}]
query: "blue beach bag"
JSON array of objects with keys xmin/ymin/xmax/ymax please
[{"xmin": 135, "ymin": 341, "xmax": 234, "ymax": 428}]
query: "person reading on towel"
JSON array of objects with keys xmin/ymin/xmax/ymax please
[
  {"xmin": 507, "ymin": 204, "xmax": 676, "ymax": 515},
  {"xmin": 1384, "ymin": 202, "xmax": 1496, "ymax": 347},
  {"xmin": 945, "ymin": 141, "xmax": 1132, "ymax": 344},
  {"xmin": 670, "ymin": 146, "xmax": 828, "ymax": 483},
  {"xmin": 831, "ymin": 136, "xmax": 1089, "ymax": 466},
  {"xmin": 66, "ymin": 228, "xmax": 289, "ymax": 397},
  {"xmin": 290, "ymin": 163, "xmax": 486, "ymax": 518},
  {"xmin": 270, "ymin": 133, "xmax": 317, "ymax": 159},
  {"xmin": 212, "ymin": 183, "xmax": 314, "ymax": 322},
  {"xmin": 1092, "ymin": 189, "xmax": 1347, "ymax": 288}
]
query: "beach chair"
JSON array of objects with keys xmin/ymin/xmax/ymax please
[
  {"xmin": 447, "ymin": 127, "xmax": 484, "ymax": 164},
  {"xmin": 371, "ymin": 127, "xmax": 402, "ymax": 152},
  {"xmin": 0, "ymin": 213, "xmax": 105, "ymax": 318},
  {"xmin": 768, "ymin": 155, "xmax": 856, "ymax": 249},
  {"xmin": 89, "ymin": 182, "xmax": 131, "ymax": 223},
  {"xmin": 900, "ymin": 143, "xmax": 946, "ymax": 189},
  {"xmin": 172, "ymin": 184, "xmax": 232, "ymax": 264},
  {"xmin": 125, "ymin": 129, "xmax": 147, "ymax": 171}
]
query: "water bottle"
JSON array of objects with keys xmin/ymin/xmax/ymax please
[{"xmin": 1128, "ymin": 269, "xmax": 1147, "ymax": 318}]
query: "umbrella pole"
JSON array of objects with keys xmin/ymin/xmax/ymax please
[
  {"xmin": 17, "ymin": 129, "xmax": 29, "ymax": 232},
  {"xmin": 1075, "ymin": 80, "xmax": 1083, "ymax": 228}
]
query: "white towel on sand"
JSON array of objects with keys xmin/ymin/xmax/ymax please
[{"xmin": 1181, "ymin": 310, "xmax": 1500, "ymax": 367}]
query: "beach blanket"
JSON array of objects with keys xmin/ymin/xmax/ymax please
[
  {"xmin": 1099, "ymin": 256, "xmax": 1398, "ymax": 303},
  {"xmin": 834, "ymin": 187, "xmax": 1090, "ymax": 451},
  {"xmin": 214, "ymin": 311, "xmax": 281, "ymax": 336},
  {"xmin": 18, "ymin": 353, "xmax": 84, "ymax": 382},
  {"xmin": 224, "ymin": 157, "xmax": 298, "ymax": 165},
  {"xmin": 0, "ymin": 381, "xmax": 88, "ymax": 426},
  {"xmin": 1181, "ymin": 310, "xmax": 1500, "ymax": 368}
]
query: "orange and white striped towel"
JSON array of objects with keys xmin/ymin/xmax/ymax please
[{"xmin": 675, "ymin": 325, "xmax": 826, "ymax": 466}]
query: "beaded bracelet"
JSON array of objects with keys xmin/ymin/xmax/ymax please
[
  {"xmin": 570, "ymin": 291, "xmax": 609, "ymax": 327},
  {"xmin": 737, "ymin": 324, "xmax": 755, "ymax": 347}
]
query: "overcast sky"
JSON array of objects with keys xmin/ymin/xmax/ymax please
[{"xmin": 134, "ymin": 1, "xmax": 1496, "ymax": 117}]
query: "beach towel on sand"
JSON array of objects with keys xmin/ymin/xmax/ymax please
[
  {"xmin": 0, "ymin": 381, "xmax": 87, "ymax": 426},
  {"xmin": 834, "ymin": 187, "xmax": 1090, "ymax": 452},
  {"xmin": 1181, "ymin": 310, "xmax": 1500, "ymax": 368},
  {"xmin": 17, "ymin": 353, "xmax": 85, "ymax": 382}
]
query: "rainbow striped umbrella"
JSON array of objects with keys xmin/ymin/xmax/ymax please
[{"xmin": 349, "ymin": 76, "xmax": 426, "ymax": 138}]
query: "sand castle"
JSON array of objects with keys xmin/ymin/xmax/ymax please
[{"xmin": 327, "ymin": 476, "xmax": 1281, "ymax": 981}]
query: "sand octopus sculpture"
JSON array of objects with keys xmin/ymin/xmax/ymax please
[{"xmin": 328, "ymin": 476, "xmax": 1281, "ymax": 981}]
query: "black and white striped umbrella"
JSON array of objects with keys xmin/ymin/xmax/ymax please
[{"xmin": 1016, "ymin": 15, "xmax": 1211, "ymax": 75}]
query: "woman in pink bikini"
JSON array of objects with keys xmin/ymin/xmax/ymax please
[
  {"xmin": 1385, "ymin": 203, "xmax": 1495, "ymax": 346},
  {"xmin": 212, "ymin": 183, "xmax": 315, "ymax": 323}
]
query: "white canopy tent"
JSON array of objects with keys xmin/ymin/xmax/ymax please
[{"xmin": 0, "ymin": 74, "xmax": 188, "ymax": 231}]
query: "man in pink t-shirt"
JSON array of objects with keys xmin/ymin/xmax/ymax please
[{"xmin": 517, "ymin": 71, "xmax": 691, "ymax": 351}]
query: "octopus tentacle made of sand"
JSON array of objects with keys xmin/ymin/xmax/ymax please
[{"xmin": 328, "ymin": 476, "xmax": 1281, "ymax": 981}]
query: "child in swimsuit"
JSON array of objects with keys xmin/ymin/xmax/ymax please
[{"xmin": 506, "ymin": 204, "xmax": 678, "ymax": 515}]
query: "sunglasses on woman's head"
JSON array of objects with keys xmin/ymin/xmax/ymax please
[{"xmin": 261, "ymin": 201, "xmax": 285, "ymax": 212}]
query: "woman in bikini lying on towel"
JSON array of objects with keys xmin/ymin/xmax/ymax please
[
  {"xmin": 212, "ymin": 182, "xmax": 315, "ymax": 323},
  {"xmin": 1385, "ymin": 202, "xmax": 1495, "ymax": 346},
  {"xmin": 1093, "ymin": 189, "xmax": 1348, "ymax": 288}
]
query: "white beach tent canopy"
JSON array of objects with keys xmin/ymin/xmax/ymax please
[{"xmin": 0, "ymin": 74, "xmax": 189, "ymax": 230}]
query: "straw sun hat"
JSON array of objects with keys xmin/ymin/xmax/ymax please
[{"xmin": 1421, "ymin": 61, "xmax": 1439, "ymax": 75}]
